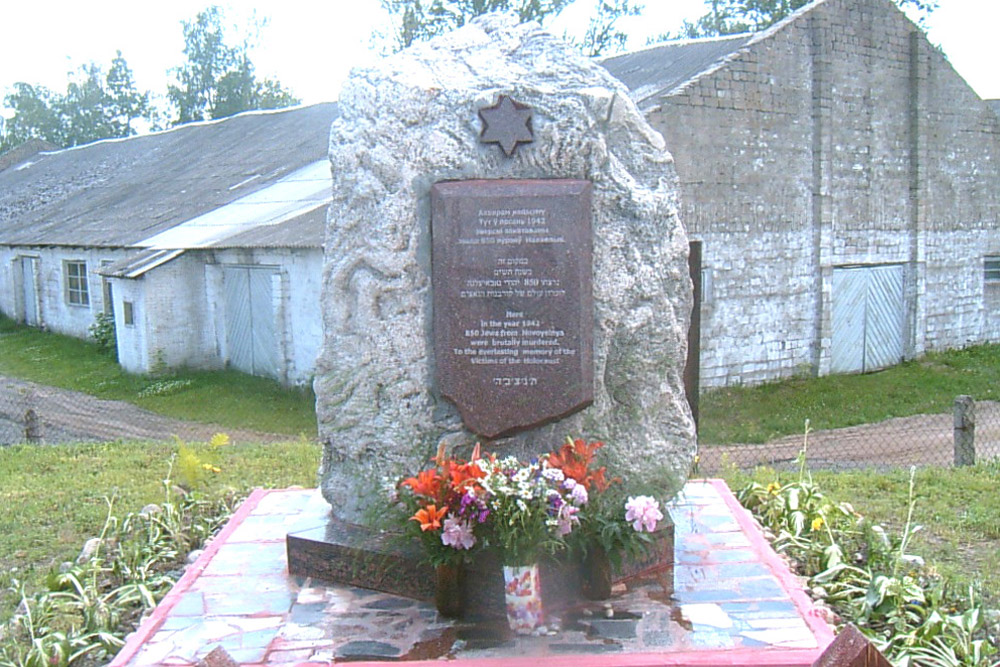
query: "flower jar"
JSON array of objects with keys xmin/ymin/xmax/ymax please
[
  {"xmin": 503, "ymin": 563, "xmax": 544, "ymax": 634},
  {"xmin": 434, "ymin": 562, "xmax": 464, "ymax": 618},
  {"xmin": 581, "ymin": 544, "xmax": 613, "ymax": 600}
]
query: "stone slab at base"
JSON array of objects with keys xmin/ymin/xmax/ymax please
[
  {"xmin": 286, "ymin": 517, "xmax": 674, "ymax": 618},
  {"xmin": 110, "ymin": 481, "xmax": 835, "ymax": 666}
]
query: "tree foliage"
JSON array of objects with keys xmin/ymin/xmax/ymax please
[
  {"xmin": 0, "ymin": 53, "xmax": 154, "ymax": 153},
  {"xmin": 380, "ymin": 0, "xmax": 640, "ymax": 56},
  {"xmin": 577, "ymin": 0, "xmax": 642, "ymax": 57},
  {"xmin": 665, "ymin": 0, "xmax": 936, "ymax": 40},
  {"xmin": 167, "ymin": 6, "xmax": 298, "ymax": 124}
]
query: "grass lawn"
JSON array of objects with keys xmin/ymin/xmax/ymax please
[
  {"xmin": 724, "ymin": 462, "xmax": 1000, "ymax": 608},
  {"xmin": 0, "ymin": 438, "xmax": 320, "ymax": 621},
  {"xmin": 699, "ymin": 344, "xmax": 1000, "ymax": 444},
  {"xmin": 0, "ymin": 315, "xmax": 317, "ymax": 436}
]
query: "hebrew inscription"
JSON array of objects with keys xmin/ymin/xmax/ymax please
[{"xmin": 431, "ymin": 179, "xmax": 593, "ymax": 438}]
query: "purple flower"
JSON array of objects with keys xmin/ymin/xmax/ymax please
[
  {"xmin": 441, "ymin": 517, "xmax": 476, "ymax": 550},
  {"xmin": 624, "ymin": 495, "xmax": 663, "ymax": 533},
  {"xmin": 570, "ymin": 484, "xmax": 589, "ymax": 506}
]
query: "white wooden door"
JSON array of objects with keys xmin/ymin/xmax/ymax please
[
  {"xmin": 20, "ymin": 257, "xmax": 39, "ymax": 326},
  {"xmin": 223, "ymin": 267, "xmax": 279, "ymax": 378},
  {"xmin": 831, "ymin": 265, "xmax": 905, "ymax": 374}
]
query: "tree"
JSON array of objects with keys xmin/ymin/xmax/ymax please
[
  {"xmin": 167, "ymin": 6, "xmax": 298, "ymax": 125},
  {"xmin": 0, "ymin": 83, "xmax": 62, "ymax": 152},
  {"xmin": 379, "ymin": 0, "xmax": 640, "ymax": 57},
  {"xmin": 0, "ymin": 53, "xmax": 156, "ymax": 152},
  {"xmin": 665, "ymin": 0, "xmax": 936, "ymax": 39},
  {"xmin": 105, "ymin": 51, "xmax": 154, "ymax": 137},
  {"xmin": 577, "ymin": 0, "xmax": 642, "ymax": 57},
  {"xmin": 381, "ymin": 0, "xmax": 572, "ymax": 51}
]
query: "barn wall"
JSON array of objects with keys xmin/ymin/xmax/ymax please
[
  {"xmin": 647, "ymin": 0, "xmax": 1000, "ymax": 389},
  {"xmin": 111, "ymin": 276, "xmax": 149, "ymax": 374},
  {"xmin": 0, "ymin": 245, "xmax": 130, "ymax": 337},
  {"xmin": 138, "ymin": 253, "xmax": 219, "ymax": 373},
  {"xmin": 206, "ymin": 247, "xmax": 323, "ymax": 386}
]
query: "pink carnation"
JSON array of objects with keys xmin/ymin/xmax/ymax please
[
  {"xmin": 624, "ymin": 495, "xmax": 663, "ymax": 533},
  {"xmin": 441, "ymin": 517, "xmax": 476, "ymax": 550},
  {"xmin": 556, "ymin": 504, "xmax": 580, "ymax": 536}
]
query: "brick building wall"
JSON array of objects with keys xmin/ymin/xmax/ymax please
[{"xmin": 643, "ymin": 0, "xmax": 1000, "ymax": 388}]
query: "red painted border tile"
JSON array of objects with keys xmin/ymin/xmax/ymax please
[{"xmin": 109, "ymin": 488, "xmax": 273, "ymax": 667}]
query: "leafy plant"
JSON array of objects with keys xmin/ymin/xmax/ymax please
[
  {"xmin": 0, "ymin": 469, "xmax": 238, "ymax": 667},
  {"xmin": 737, "ymin": 444, "xmax": 1000, "ymax": 666},
  {"xmin": 87, "ymin": 313, "xmax": 117, "ymax": 359}
]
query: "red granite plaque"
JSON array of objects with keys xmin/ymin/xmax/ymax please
[{"xmin": 431, "ymin": 179, "xmax": 593, "ymax": 438}]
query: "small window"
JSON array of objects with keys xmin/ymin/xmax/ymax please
[
  {"xmin": 64, "ymin": 261, "xmax": 90, "ymax": 306},
  {"xmin": 123, "ymin": 301, "xmax": 135, "ymax": 326},
  {"xmin": 986, "ymin": 256, "xmax": 1000, "ymax": 283}
]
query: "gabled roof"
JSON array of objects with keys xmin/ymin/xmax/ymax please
[
  {"xmin": 601, "ymin": 34, "xmax": 753, "ymax": 111},
  {"xmin": 988, "ymin": 100, "xmax": 1000, "ymax": 118},
  {"xmin": 0, "ymin": 103, "xmax": 337, "ymax": 249}
]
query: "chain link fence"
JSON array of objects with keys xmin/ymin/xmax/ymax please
[
  {"xmin": 696, "ymin": 395, "xmax": 1000, "ymax": 473},
  {"xmin": 0, "ymin": 375, "xmax": 292, "ymax": 447}
]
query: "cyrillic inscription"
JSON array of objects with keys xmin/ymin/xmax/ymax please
[{"xmin": 431, "ymin": 179, "xmax": 593, "ymax": 438}]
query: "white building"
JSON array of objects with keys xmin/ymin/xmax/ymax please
[{"xmin": 0, "ymin": 103, "xmax": 337, "ymax": 386}]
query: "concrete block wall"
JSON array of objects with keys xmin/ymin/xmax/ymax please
[
  {"xmin": 0, "ymin": 245, "xmax": 130, "ymax": 338},
  {"xmin": 649, "ymin": 0, "xmax": 1000, "ymax": 389},
  {"xmin": 207, "ymin": 248, "xmax": 323, "ymax": 386}
]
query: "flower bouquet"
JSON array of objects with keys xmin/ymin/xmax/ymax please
[
  {"xmin": 476, "ymin": 452, "xmax": 584, "ymax": 633},
  {"xmin": 547, "ymin": 437, "xmax": 665, "ymax": 599},
  {"xmin": 396, "ymin": 444, "xmax": 491, "ymax": 616}
]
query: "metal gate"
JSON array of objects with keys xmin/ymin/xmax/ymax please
[
  {"xmin": 831, "ymin": 264, "xmax": 905, "ymax": 374},
  {"xmin": 223, "ymin": 267, "xmax": 279, "ymax": 378},
  {"xmin": 20, "ymin": 256, "xmax": 39, "ymax": 326}
]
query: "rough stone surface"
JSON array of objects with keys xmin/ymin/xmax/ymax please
[{"xmin": 316, "ymin": 13, "xmax": 694, "ymax": 521}]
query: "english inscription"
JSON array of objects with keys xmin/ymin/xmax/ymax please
[{"xmin": 431, "ymin": 179, "xmax": 593, "ymax": 438}]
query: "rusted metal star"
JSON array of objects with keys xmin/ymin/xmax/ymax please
[{"xmin": 479, "ymin": 95, "xmax": 533, "ymax": 157}]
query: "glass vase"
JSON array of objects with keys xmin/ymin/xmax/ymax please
[{"xmin": 502, "ymin": 563, "xmax": 544, "ymax": 634}]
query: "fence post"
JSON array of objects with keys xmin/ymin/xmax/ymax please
[
  {"xmin": 953, "ymin": 395, "xmax": 975, "ymax": 466},
  {"xmin": 24, "ymin": 408, "xmax": 42, "ymax": 444}
]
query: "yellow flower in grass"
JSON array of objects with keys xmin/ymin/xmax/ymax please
[
  {"xmin": 811, "ymin": 516, "xmax": 824, "ymax": 532},
  {"xmin": 201, "ymin": 463, "xmax": 222, "ymax": 474},
  {"xmin": 766, "ymin": 482, "xmax": 781, "ymax": 496},
  {"xmin": 210, "ymin": 433, "xmax": 231, "ymax": 448}
]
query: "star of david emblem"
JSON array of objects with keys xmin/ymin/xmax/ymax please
[{"xmin": 478, "ymin": 95, "xmax": 533, "ymax": 157}]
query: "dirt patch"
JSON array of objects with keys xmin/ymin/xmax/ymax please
[
  {"xmin": 0, "ymin": 375, "xmax": 292, "ymax": 445},
  {"xmin": 698, "ymin": 402, "xmax": 1000, "ymax": 472}
]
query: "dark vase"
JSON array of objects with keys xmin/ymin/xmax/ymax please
[
  {"xmin": 435, "ymin": 562, "xmax": 464, "ymax": 617},
  {"xmin": 581, "ymin": 545, "xmax": 613, "ymax": 600}
]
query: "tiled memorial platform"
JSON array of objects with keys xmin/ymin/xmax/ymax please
[{"xmin": 110, "ymin": 480, "xmax": 835, "ymax": 666}]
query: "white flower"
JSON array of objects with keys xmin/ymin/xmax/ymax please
[
  {"xmin": 542, "ymin": 467, "xmax": 565, "ymax": 483},
  {"xmin": 570, "ymin": 484, "xmax": 589, "ymax": 506}
]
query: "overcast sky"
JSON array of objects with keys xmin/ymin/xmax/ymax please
[{"xmin": 1, "ymin": 0, "xmax": 997, "ymax": 120}]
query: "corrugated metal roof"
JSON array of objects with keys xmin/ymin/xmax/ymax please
[
  {"xmin": 99, "ymin": 249, "xmax": 186, "ymax": 279},
  {"xmin": 213, "ymin": 206, "xmax": 326, "ymax": 250},
  {"xmin": 0, "ymin": 103, "xmax": 338, "ymax": 249},
  {"xmin": 600, "ymin": 34, "xmax": 753, "ymax": 110},
  {"xmin": 139, "ymin": 160, "xmax": 330, "ymax": 250}
]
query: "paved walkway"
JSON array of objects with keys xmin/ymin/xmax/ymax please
[{"xmin": 110, "ymin": 480, "xmax": 835, "ymax": 666}]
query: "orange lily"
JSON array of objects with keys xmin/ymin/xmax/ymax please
[
  {"xmin": 548, "ymin": 437, "xmax": 613, "ymax": 492},
  {"xmin": 401, "ymin": 468, "xmax": 442, "ymax": 498},
  {"xmin": 411, "ymin": 504, "xmax": 448, "ymax": 532}
]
